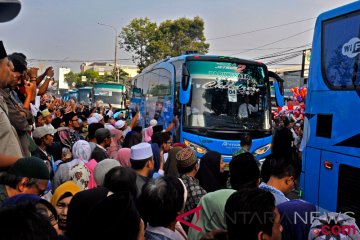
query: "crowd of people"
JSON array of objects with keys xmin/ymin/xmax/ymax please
[{"xmin": 0, "ymin": 40, "xmax": 359, "ymax": 240}]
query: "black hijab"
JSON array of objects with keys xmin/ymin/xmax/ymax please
[
  {"xmin": 66, "ymin": 187, "xmax": 109, "ymax": 240},
  {"xmin": 196, "ymin": 151, "xmax": 224, "ymax": 192},
  {"xmin": 85, "ymin": 192, "xmax": 141, "ymax": 240}
]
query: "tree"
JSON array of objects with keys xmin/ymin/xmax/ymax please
[
  {"xmin": 82, "ymin": 69, "xmax": 99, "ymax": 81},
  {"xmin": 111, "ymin": 67, "xmax": 130, "ymax": 86},
  {"xmin": 158, "ymin": 17, "xmax": 209, "ymax": 57},
  {"xmin": 120, "ymin": 16, "xmax": 209, "ymax": 71},
  {"xmin": 120, "ymin": 18, "xmax": 159, "ymax": 71},
  {"xmin": 64, "ymin": 71, "xmax": 81, "ymax": 88}
]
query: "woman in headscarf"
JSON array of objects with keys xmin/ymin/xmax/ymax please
[
  {"xmin": 107, "ymin": 128, "xmax": 123, "ymax": 159},
  {"xmin": 50, "ymin": 181, "xmax": 81, "ymax": 236},
  {"xmin": 66, "ymin": 187, "xmax": 109, "ymax": 240},
  {"xmin": 85, "ymin": 192, "xmax": 144, "ymax": 240},
  {"xmin": 116, "ymin": 148, "xmax": 131, "ymax": 167},
  {"xmin": 52, "ymin": 140, "xmax": 92, "ymax": 191},
  {"xmin": 143, "ymin": 126, "xmax": 153, "ymax": 143},
  {"xmin": 196, "ymin": 151, "xmax": 226, "ymax": 193},
  {"xmin": 164, "ymin": 146, "xmax": 185, "ymax": 177}
]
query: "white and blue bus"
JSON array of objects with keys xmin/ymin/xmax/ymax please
[
  {"xmin": 131, "ymin": 53, "xmax": 284, "ymax": 165},
  {"xmin": 301, "ymin": 1, "xmax": 360, "ymax": 222},
  {"xmin": 93, "ymin": 82, "xmax": 126, "ymax": 109},
  {"xmin": 78, "ymin": 86, "xmax": 93, "ymax": 105}
]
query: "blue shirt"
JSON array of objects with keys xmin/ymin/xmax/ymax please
[{"xmin": 259, "ymin": 182, "xmax": 289, "ymax": 205}]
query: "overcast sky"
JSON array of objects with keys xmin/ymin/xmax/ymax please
[{"xmin": 0, "ymin": 0, "xmax": 355, "ymax": 74}]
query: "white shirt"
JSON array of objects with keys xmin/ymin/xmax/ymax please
[
  {"xmin": 238, "ymin": 103, "xmax": 258, "ymax": 119},
  {"xmin": 44, "ymin": 123, "xmax": 55, "ymax": 131}
]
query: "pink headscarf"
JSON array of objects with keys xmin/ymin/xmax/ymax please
[
  {"xmin": 144, "ymin": 126, "xmax": 153, "ymax": 143},
  {"xmin": 116, "ymin": 148, "xmax": 131, "ymax": 167},
  {"xmin": 107, "ymin": 129, "xmax": 123, "ymax": 159}
]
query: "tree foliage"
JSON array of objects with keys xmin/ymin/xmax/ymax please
[
  {"xmin": 120, "ymin": 18, "xmax": 159, "ymax": 71},
  {"xmin": 120, "ymin": 16, "xmax": 209, "ymax": 71}
]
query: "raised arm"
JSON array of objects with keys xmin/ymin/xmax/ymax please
[
  {"xmin": 129, "ymin": 105, "xmax": 139, "ymax": 130},
  {"xmin": 36, "ymin": 67, "xmax": 53, "ymax": 86},
  {"xmin": 165, "ymin": 115, "xmax": 178, "ymax": 132}
]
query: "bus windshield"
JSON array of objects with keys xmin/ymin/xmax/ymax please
[
  {"xmin": 69, "ymin": 91, "xmax": 78, "ymax": 101},
  {"xmin": 78, "ymin": 89, "xmax": 92, "ymax": 105},
  {"xmin": 183, "ymin": 60, "xmax": 270, "ymax": 131},
  {"xmin": 94, "ymin": 88, "xmax": 123, "ymax": 107}
]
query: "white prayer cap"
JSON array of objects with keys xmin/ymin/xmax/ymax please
[
  {"xmin": 104, "ymin": 123, "xmax": 115, "ymax": 130},
  {"xmin": 149, "ymin": 119, "xmax": 157, "ymax": 127},
  {"xmin": 131, "ymin": 142, "xmax": 153, "ymax": 160},
  {"xmin": 93, "ymin": 113, "xmax": 103, "ymax": 122},
  {"xmin": 115, "ymin": 120, "xmax": 126, "ymax": 129},
  {"xmin": 87, "ymin": 117, "xmax": 98, "ymax": 125}
]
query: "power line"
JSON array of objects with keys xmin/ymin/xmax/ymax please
[
  {"xmin": 254, "ymin": 43, "xmax": 311, "ymax": 60},
  {"xmin": 229, "ymin": 28, "xmax": 314, "ymax": 56},
  {"xmin": 257, "ymin": 50, "xmax": 303, "ymax": 60},
  {"xmin": 265, "ymin": 52, "xmax": 303, "ymax": 65},
  {"xmin": 212, "ymin": 46, "xmax": 309, "ymax": 51},
  {"xmin": 208, "ymin": 17, "xmax": 316, "ymax": 41},
  {"xmin": 28, "ymin": 58, "xmax": 132, "ymax": 63}
]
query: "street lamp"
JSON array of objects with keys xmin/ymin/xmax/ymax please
[{"xmin": 97, "ymin": 22, "xmax": 120, "ymax": 83}]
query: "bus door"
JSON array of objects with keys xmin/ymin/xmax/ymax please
[{"xmin": 145, "ymin": 63, "xmax": 175, "ymax": 129}]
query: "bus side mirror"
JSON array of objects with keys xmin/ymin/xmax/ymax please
[
  {"xmin": 268, "ymin": 71, "xmax": 284, "ymax": 107},
  {"xmin": 180, "ymin": 63, "xmax": 192, "ymax": 104}
]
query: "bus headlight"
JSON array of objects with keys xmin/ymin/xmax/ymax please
[
  {"xmin": 254, "ymin": 143, "xmax": 271, "ymax": 156},
  {"xmin": 184, "ymin": 139, "xmax": 207, "ymax": 154}
]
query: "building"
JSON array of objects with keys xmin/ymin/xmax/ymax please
[
  {"xmin": 59, "ymin": 67, "xmax": 71, "ymax": 90},
  {"xmin": 80, "ymin": 62, "xmax": 139, "ymax": 78}
]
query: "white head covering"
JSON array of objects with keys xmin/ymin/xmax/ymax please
[
  {"xmin": 87, "ymin": 117, "xmax": 98, "ymax": 125},
  {"xmin": 94, "ymin": 159, "xmax": 121, "ymax": 186},
  {"xmin": 131, "ymin": 142, "xmax": 153, "ymax": 160},
  {"xmin": 104, "ymin": 123, "xmax": 115, "ymax": 130},
  {"xmin": 93, "ymin": 113, "xmax": 104, "ymax": 122},
  {"xmin": 115, "ymin": 120, "xmax": 126, "ymax": 129},
  {"xmin": 149, "ymin": 119, "xmax": 158, "ymax": 127},
  {"xmin": 72, "ymin": 140, "xmax": 92, "ymax": 163}
]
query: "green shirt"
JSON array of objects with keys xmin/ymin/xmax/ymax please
[{"xmin": 234, "ymin": 146, "xmax": 250, "ymax": 156}]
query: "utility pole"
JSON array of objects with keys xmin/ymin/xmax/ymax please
[{"xmin": 98, "ymin": 22, "xmax": 120, "ymax": 83}]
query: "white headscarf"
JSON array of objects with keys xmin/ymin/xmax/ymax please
[{"xmin": 72, "ymin": 140, "xmax": 92, "ymax": 163}]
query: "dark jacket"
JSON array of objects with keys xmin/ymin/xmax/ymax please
[{"xmin": 90, "ymin": 146, "xmax": 108, "ymax": 162}]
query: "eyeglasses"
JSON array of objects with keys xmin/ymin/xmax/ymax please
[
  {"xmin": 36, "ymin": 207, "xmax": 58, "ymax": 226},
  {"xmin": 292, "ymin": 178, "xmax": 298, "ymax": 191},
  {"xmin": 34, "ymin": 184, "xmax": 48, "ymax": 197}
]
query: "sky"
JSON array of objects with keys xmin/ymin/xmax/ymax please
[{"xmin": 0, "ymin": 0, "xmax": 356, "ymax": 75}]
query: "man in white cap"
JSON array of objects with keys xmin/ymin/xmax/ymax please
[
  {"xmin": 87, "ymin": 116, "xmax": 98, "ymax": 125},
  {"xmin": 42, "ymin": 109, "xmax": 55, "ymax": 131},
  {"xmin": 115, "ymin": 106, "xmax": 140, "ymax": 138},
  {"xmin": 31, "ymin": 126, "xmax": 56, "ymax": 162},
  {"xmin": 130, "ymin": 142, "xmax": 164, "ymax": 197},
  {"xmin": 92, "ymin": 113, "xmax": 105, "ymax": 125}
]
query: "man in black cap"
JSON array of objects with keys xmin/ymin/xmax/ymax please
[
  {"xmin": 0, "ymin": 156, "xmax": 50, "ymax": 205},
  {"xmin": 91, "ymin": 128, "xmax": 114, "ymax": 162},
  {"xmin": 0, "ymin": 41, "xmax": 23, "ymax": 159},
  {"xmin": 1, "ymin": 52, "xmax": 34, "ymax": 156}
]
